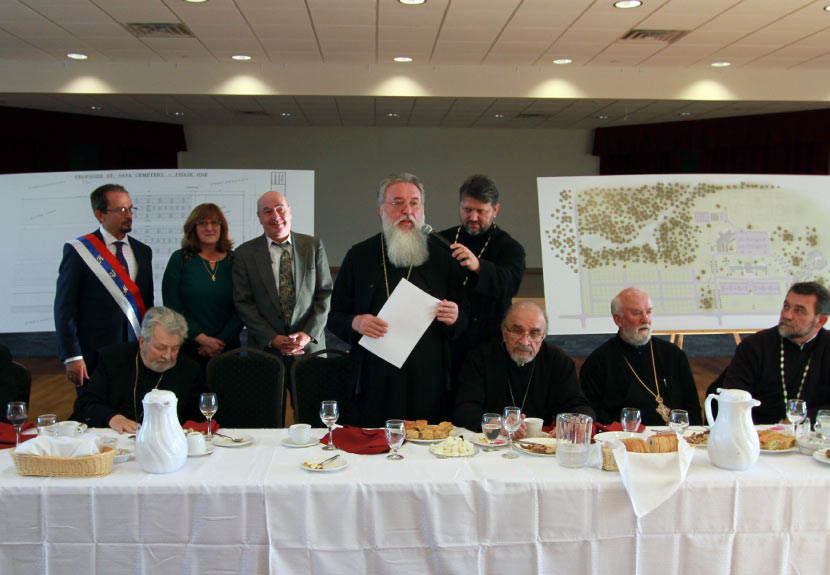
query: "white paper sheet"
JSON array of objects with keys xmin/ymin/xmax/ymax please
[{"xmin": 358, "ymin": 278, "xmax": 440, "ymax": 368}]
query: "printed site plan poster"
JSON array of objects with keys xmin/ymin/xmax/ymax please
[
  {"xmin": 537, "ymin": 174, "xmax": 830, "ymax": 335},
  {"xmin": 0, "ymin": 169, "xmax": 313, "ymax": 333}
]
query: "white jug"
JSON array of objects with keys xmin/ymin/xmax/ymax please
[
  {"xmin": 705, "ymin": 388, "xmax": 761, "ymax": 471},
  {"xmin": 135, "ymin": 389, "xmax": 187, "ymax": 474}
]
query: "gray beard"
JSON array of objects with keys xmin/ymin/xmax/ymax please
[{"xmin": 383, "ymin": 217, "xmax": 429, "ymax": 268}]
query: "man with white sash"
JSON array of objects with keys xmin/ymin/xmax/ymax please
[{"xmin": 54, "ymin": 183, "xmax": 154, "ymax": 392}]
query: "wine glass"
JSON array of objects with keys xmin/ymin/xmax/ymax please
[
  {"xmin": 815, "ymin": 409, "xmax": 830, "ymax": 440},
  {"xmin": 6, "ymin": 402, "xmax": 27, "ymax": 447},
  {"xmin": 668, "ymin": 409, "xmax": 689, "ymax": 439},
  {"xmin": 482, "ymin": 413, "xmax": 503, "ymax": 445},
  {"xmin": 502, "ymin": 406, "xmax": 522, "ymax": 459},
  {"xmin": 620, "ymin": 407, "xmax": 641, "ymax": 433},
  {"xmin": 320, "ymin": 400, "xmax": 339, "ymax": 451},
  {"xmin": 786, "ymin": 399, "xmax": 807, "ymax": 437},
  {"xmin": 385, "ymin": 419, "xmax": 405, "ymax": 460},
  {"xmin": 199, "ymin": 393, "xmax": 218, "ymax": 440}
]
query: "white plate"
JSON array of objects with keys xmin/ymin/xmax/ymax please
[
  {"xmin": 113, "ymin": 448, "xmax": 133, "ymax": 464},
  {"xmin": 811, "ymin": 449, "xmax": 830, "ymax": 465},
  {"xmin": 301, "ymin": 456, "xmax": 347, "ymax": 472},
  {"xmin": 760, "ymin": 446, "xmax": 797, "ymax": 454},
  {"xmin": 594, "ymin": 431, "xmax": 641, "ymax": 443},
  {"xmin": 683, "ymin": 429, "xmax": 710, "ymax": 448},
  {"xmin": 211, "ymin": 434, "xmax": 254, "ymax": 448},
  {"xmin": 188, "ymin": 444, "xmax": 216, "ymax": 457},
  {"xmin": 281, "ymin": 437, "xmax": 319, "ymax": 448},
  {"xmin": 514, "ymin": 437, "xmax": 557, "ymax": 457},
  {"xmin": 471, "ymin": 434, "xmax": 508, "ymax": 448},
  {"xmin": 428, "ymin": 444, "xmax": 479, "ymax": 458}
]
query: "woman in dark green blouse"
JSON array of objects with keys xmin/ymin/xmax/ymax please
[{"xmin": 162, "ymin": 203, "xmax": 242, "ymax": 370}]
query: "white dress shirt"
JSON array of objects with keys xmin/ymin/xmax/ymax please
[{"xmin": 99, "ymin": 225, "xmax": 137, "ymax": 280}]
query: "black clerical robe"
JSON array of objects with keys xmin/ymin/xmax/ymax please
[
  {"xmin": 453, "ymin": 339, "xmax": 595, "ymax": 431},
  {"xmin": 580, "ymin": 334, "xmax": 702, "ymax": 426},
  {"xmin": 72, "ymin": 342, "xmax": 204, "ymax": 428},
  {"xmin": 723, "ymin": 327, "xmax": 830, "ymax": 424},
  {"xmin": 327, "ymin": 233, "xmax": 467, "ymax": 428}
]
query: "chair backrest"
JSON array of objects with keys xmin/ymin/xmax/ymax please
[
  {"xmin": 290, "ymin": 349, "xmax": 350, "ymax": 426},
  {"xmin": 0, "ymin": 360, "xmax": 31, "ymax": 423},
  {"xmin": 206, "ymin": 347, "xmax": 285, "ymax": 428}
]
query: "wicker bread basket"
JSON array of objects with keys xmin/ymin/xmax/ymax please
[
  {"xmin": 601, "ymin": 445, "xmax": 619, "ymax": 471},
  {"xmin": 10, "ymin": 445, "xmax": 115, "ymax": 477}
]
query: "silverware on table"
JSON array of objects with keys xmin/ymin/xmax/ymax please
[
  {"xmin": 318, "ymin": 454, "xmax": 340, "ymax": 467},
  {"xmin": 213, "ymin": 432, "xmax": 245, "ymax": 443}
]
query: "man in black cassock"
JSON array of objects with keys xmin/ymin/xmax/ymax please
[
  {"xmin": 453, "ymin": 300, "xmax": 593, "ymax": 437},
  {"xmin": 439, "ymin": 174, "xmax": 526, "ymax": 383},
  {"xmin": 327, "ymin": 173, "xmax": 467, "ymax": 428},
  {"xmin": 580, "ymin": 287, "xmax": 702, "ymax": 426},
  {"xmin": 721, "ymin": 281, "xmax": 830, "ymax": 424}
]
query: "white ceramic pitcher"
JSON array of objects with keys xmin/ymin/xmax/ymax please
[
  {"xmin": 135, "ymin": 389, "xmax": 187, "ymax": 474},
  {"xmin": 705, "ymin": 388, "xmax": 761, "ymax": 471}
]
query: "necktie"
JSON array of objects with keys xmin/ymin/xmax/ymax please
[
  {"xmin": 278, "ymin": 246, "xmax": 296, "ymax": 328},
  {"xmin": 114, "ymin": 241, "xmax": 129, "ymax": 275}
]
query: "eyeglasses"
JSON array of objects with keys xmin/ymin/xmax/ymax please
[
  {"xmin": 196, "ymin": 220, "xmax": 221, "ymax": 228},
  {"xmin": 504, "ymin": 326, "xmax": 545, "ymax": 342},
  {"xmin": 104, "ymin": 206, "xmax": 137, "ymax": 214},
  {"xmin": 384, "ymin": 200, "xmax": 422, "ymax": 210},
  {"xmin": 260, "ymin": 206, "xmax": 288, "ymax": 216}
]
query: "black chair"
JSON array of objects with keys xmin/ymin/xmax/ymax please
[
  {"xmin": 0, "ymin": 344, "xmax": 31, "ymax": 423},
  {"xmin": 206, "ymin": 347, "xmax": 285, "ymax": 428},
  {"xmin": 290, "ymin": 349, "xmax": 350, "ymax": 426}
]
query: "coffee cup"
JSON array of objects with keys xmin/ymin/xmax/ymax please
[
  {"xmin": 187, "ymin": 432, "xmax": 206, "ymax": 454},
  {"xmin": 289, "ymin": 423, "xmax": 312, "ymax": 445},
  {"xmin": 58, "ymin": 421, "xmax": 83, "ymax": 437},
  {"xmin": 525, "ymin": 417, "xmax": 544, "ymax": 437}
]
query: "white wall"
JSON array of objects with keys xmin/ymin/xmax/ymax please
[{"xmin": 179, "ymin": 126, "xmax": 599, "ymax": 267}]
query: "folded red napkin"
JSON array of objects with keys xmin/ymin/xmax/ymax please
[
  {"xmin": 0, "ymin": 422, "xmax": 37, "ymax": 449},
  {"xmin": 183, "ymin": 420, "xmax": 220, "ymax": 434},
  {"xmin": 320, "ymin": 426, "xmax": 389, "ymax": 454}
]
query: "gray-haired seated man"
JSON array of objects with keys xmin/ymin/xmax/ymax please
[{"xmin": 73, "ymin": 306, "xmax": 204, "ymax": 433}]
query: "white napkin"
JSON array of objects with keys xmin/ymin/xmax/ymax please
[
  {"xmin": 611, "ymin": 436, "xmax": 694, "ymax": 518},
  {"xmin": 14, "ymin": 435, "xmax": 103, "ymax": 457}
]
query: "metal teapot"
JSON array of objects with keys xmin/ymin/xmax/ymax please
[{"xmin": 705, "ymin": 388, "xmax": 761, "ymax": 471}]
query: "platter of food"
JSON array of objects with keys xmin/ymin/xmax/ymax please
[
  {"xmin": 429, "ymin": 436, "xmax": 477, "ymax": 458},
  {"xmin": 683, "ymin": 429, "xmax": 710, "ymax": 447},
  {"xmin": 471, "ymin": 434, "xmax": 508, "ymax": 448},
  {"xmin": 514, "ymin": 437, "xmax": 556, "ymax": 457},
  {"xmin": 405, "ymin": 420, "xmax": 455, "ymax": 444},
  {"xmin": 757, "ymin": 428, "xmax": 797, "ymax": 453},
  {"xmin": 301, "ymin": 455, "xmax": 347, "ymax": 472},
  {"xmin": 113, "ymin": 448, "xmax": 133, "ymax": 464},
  {"xmin": 811, "ymin": 449, "xmax": 830, "ymax": 465}
]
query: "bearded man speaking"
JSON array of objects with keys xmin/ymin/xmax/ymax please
[
  {"xmin": 327, "ymin": 173, "xmax": 467, "ymax": 428},
  {"xmin": 73, "ymin": 306, "xmax": 204, "ymax": 433}
]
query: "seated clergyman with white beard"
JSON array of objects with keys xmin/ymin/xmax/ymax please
[
  {"xmin": 73, "ymin": 306, "xmax": 204, "ymax": 433},
  {"xmin": 453, "ymin": 300, "xmax": 594, "ymax": 438},
  {"xmin": 580, "ymin": 287, "xmax": 702, "ymax": 427},
  {"xmin": 327, "ymin": 172, "xmax": 468, "ymax": 428}
]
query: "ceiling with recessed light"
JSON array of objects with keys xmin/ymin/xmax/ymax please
[{"xmin": 0, "ymin": 0, "xmax": 829, "ymax": 129}]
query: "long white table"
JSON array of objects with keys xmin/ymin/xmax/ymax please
[{"xmin": 1, "ymin": 428, "xmax": 828, "ymax": 575}]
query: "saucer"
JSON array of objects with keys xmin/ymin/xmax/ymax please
[
  {"xmin": 281, "ymin": 437, "xmax": 319, "ymax": 448},
  {"xmin": 188, "ymin": 444, "xmax": 216, "ymax": 457}
]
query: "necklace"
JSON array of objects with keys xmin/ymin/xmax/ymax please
[
  {"xmin": 132, "ymin": 351, "xmax": 166, "ymax": 423},
  {"xmin": 200, "ymin": 256, "xmax": 218, "ymax": 282},
  {"xmin": 380, "ymin": 234, "xmax": 412, "ymax": 299},
  {"xmin": 454, "ymin": 223, "xmax": 496, "ymax": 287},
  {"xmin": 623, "ymin": 340, "xmax": 670, "ymax": 423},
  {"xmin": 506, "ymin": 355, "xmax": 536, "ymax": 412},
  {"xmin": 779, "ymin": 336, "xmax": 812, "ymax": 402}
]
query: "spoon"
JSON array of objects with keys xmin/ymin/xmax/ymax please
[{"xmin": 213, "ymin": 432, "xmax": 245, "ymax": 443}]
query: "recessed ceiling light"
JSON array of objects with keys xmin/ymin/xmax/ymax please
[
  {"xmin": 393, "ymin": 56, "xmax": 413, "ymax": 63},
  {"xmin": 825, "ymin": 5, "xmax": 830, "ymax": 11},
  {"xmin": 89, "ymin": 105, "xmax": 102, "ymax": 111},
  {"xmin": 614, "ymin": 1, "xmax": 642, "ymax": 8},
  {"xmin": 386, "ymin": 113, "xmax": 399, "ymax": 118},
  {"xmin": 493, "ymin": 114, "xmax": 504, "ymax": 119},
  {"xmin": 552, "ymin": 58, "xmax": 572, "ymax": 65},
  {"xmin": 67, "ymin": 53, "xmax": 88, "ymax": 60},
  {"xmin": 185, "ymin": 0, "xmax": 208, "ymax": 3},
  {"xmin": 398, "ymin": 0, "xmax": 426, "ymax": 5},
  {"xmin": 711, "ymin": 61, "xmax": 731, "ymax": 67},
  {"xmin": 679, "ymin": 111, "xmax": 692, "ymax": 117},
  {"xmin": 280, "ymin": 112, "xmax": 291, "ymax": 117},
  {"xmin": 232, "ymin": 54, "xmax": 251, "ymax": 61},
  {"xmin": 173, "ymin": 111, "xmax": 185, "ymax": 117},
  {"xmin": 597, "ymin": 115, "xmax": 609, "ymax": 120}
]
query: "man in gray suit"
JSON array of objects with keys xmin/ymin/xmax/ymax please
[{"xmin": 233, "ymin": 190, "xmax": 332, "ymax": 358}]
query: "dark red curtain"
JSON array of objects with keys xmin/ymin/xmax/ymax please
[
  {"xmin": 0, "ymin": 106, "xmax": 187, "ymax": 174},
  {"xmin": 593, "ymin": 109, "xmax": 830, "ymax": 175}
]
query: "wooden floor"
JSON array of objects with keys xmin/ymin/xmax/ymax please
[{"xmin": 22, "ymin": 355, "xmax": 730, "ymax": 426}]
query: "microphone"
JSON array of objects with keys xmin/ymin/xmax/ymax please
[{"xmin": 421, "ymin": 224, "xmax": 453, "ymax": 251}]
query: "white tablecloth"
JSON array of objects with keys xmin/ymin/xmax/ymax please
[{"xmin": 1, "ymin": 428, "xmax": 828, "ymax": 575}]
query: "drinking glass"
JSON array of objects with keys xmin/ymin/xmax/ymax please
[
  {"xmin": 668, "ymin": 409, "xmax": 689, "ymax": 438},
  {"xmin": 482, "ymin": 413, "xmax": 503, "ymax": 444},
  {"xmin": 815, "ymin": 409, "xmax": 830, "ymax": 439},
  {"xmin": 6, "ymin": 402, "xmax": 27, "ymax": 447},
  {"xmin": 620, "ymin": 407, "xmax": 641, "ymax": 433},
  {"xmin": 502, "ymin": 406, "xmax": 522, "ymax": 459},
  {"xmin": 385, "ymin": 419, "xmax": 405, "ymax": 460},
  {"xmin": 320, "ymin": 400, "xmax": 339, "ymax": 451},
  {"xmin": 786, "ymin": 399, "xmax": 807, "ymax": 436},
  {"xmin": 199, "ymin": 393, "xmax": 218, "ymax": 439},
  {"xmin": 37, "ymin": 414, "xmax": 58, "ymax": 436}
]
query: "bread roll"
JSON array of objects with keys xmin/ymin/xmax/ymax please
[
  {"xmin": 647, "ymin": 433, "xmax": 679, "ymax": 453},
  {"xmin": 620, "ymin": 437, "xmax": 649, "ymax": 453}
]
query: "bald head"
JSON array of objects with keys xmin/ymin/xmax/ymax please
[
  {"xmin": 257, "ymin": 190, "xmax": 292, "ymax": 242},
  {"xmin": 612, "ymin": 287, "xmax": 653, "ymax": 346}
]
